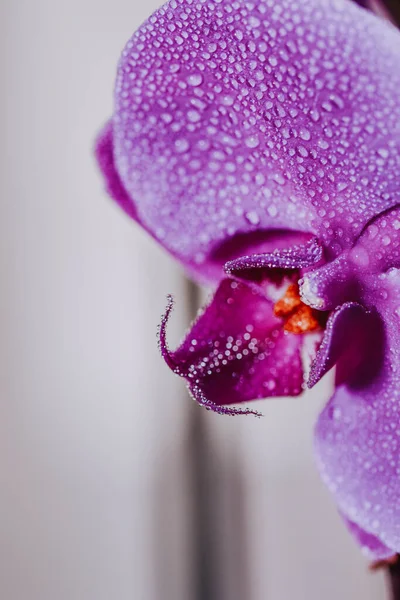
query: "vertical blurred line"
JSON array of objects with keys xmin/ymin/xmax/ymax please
[
  {"xmin": 388, "ymin": 561, "xmax": 400, "ymax": 600},
  {"xmin": 185, "ymin": 279, "xmax": 218, "ymax": 600},
  {"xmin": 378, "ymin": 0, "xmax": 400, "ymax": 24},
  {"xmin": 365, "ymin": 0, "xmax": 400, "ymax": 25}
]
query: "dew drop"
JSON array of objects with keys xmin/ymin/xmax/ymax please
[
  {"xmin": 187, "ymin": 73, "xmax": 203, "ymax": 87},
  {"xmin": 377, "ymin": 148, "xmax": 389, "ymax": 159},
  {"xmin": 297, "ymin": 145, "xmax": 308, "ymax": 158},
  {"xmin": 310, "ymin": 110, "xmax": 320, "ymax": 122},
  {"xmin": 245, "ymin": 135, "xmax": 260, "ymax": 149},
  {"xmin": 273, "ymin": 173, "xmax": 286, "ymax": 186},
  {"xmin": 221, "ymin": 94, "xmax": 234, "ymax": 106},
  {"xmin": 245, "ymin": 210, "xmax": 260, "ymax": 225},
  {"xmin": 349, "ymin": 247, "xmax": 370, "ymax": 268},
  {"xmin": 267, "ymin": 205, "xmax": 278, "ymax": 217},
  {"xmin": 187, "ymin": 109, "xmax": 201, "ymax": 123},
  {"xmin": 175, "ymin": 138, "xmax": 190, "ymax": 153},
  {"xmin": 299, "ymin": 128, "xmax": 311, "ymax": 141}
]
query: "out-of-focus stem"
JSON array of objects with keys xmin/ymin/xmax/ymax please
[
  {"xmin": 185, "ymin": 278, "xmax": 219, "ymax": 600},
  {"xmin": 367, "ymin": 0, "xmax": 400, "ymax": 26},
  {"xmin": 389, "ymin": 561, "xmax": 400, "ymax": 600},
  {"xmin": 382, "ymin": 0, "xmax": 400, "ymax": 26}
]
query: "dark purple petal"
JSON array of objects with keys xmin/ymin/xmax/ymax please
[
  {"xmin": 314, "ymin": 270, "xmax": 400, "ymax": 553},
  {"xmin": 107, "ymin": 0, "xmax": 400, "ymax": 276},
  {"xmin": 308, "ymin": 302, "xmax": 382, "ymax": 389},
  {"xmin": 224, "ymin": 237, "xmax": 323, "ymax": 278},
  {"xmin": 159, "ymin": 279, "xmax": 304, "ymax": 415},
  {"xmin": 342, "ymin": 515, "xmax": 396, "ymax": 561}
]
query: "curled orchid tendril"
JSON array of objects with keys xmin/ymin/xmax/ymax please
[
  {"xmin": 157, "ymin": 294, "xmax": 178, "ymax": 372},
  {"xmin": 189, "ymin": 384, "xmax": 263, "ymax": 418},
  {"xmin": 158, "ymin": 295, "xmax": 263, "ymax": 417}
]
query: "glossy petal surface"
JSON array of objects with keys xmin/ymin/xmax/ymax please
[
  {"xmin": 355, "ymin": 205, "xmax": 400, "ymax": 273},
  {"xmin": 108, "ymin": 0, "xmax": 400, "ymax": 277},
  {"xmin": 225, "ymin": 238, "xmax": 323, "ymax": 277},
  {"xmin": 159, "ymin": 278, "xmax": 303, "ymax": 414}
]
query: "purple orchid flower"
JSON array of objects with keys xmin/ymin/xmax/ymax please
[{"xmin": 96, "ymin": 0, "xmax": 400, "ymax": 563}]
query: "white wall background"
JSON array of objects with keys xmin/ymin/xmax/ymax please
[{"xmin": 0, "ymin": 1, "xmax": 387, "ymax": 599}]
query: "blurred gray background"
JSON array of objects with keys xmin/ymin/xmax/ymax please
[{"xmin": 0, "ymin": 1, "xmax": 387, "ymax": 598}]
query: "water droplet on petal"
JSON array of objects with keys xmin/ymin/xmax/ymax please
[
  {"xmin": 175, "ymin": 138, "xmax": 190, "ymax": 153},
  {"xmin": 245, "ymin": 210, "xmax": 260, "ymax": 225},
  {"xmin": 187, "ymin": 110, "xmax": 201, "ymax": 123},
  {"xmin": 377, "ymin": 148, "xmax": 389, "ymax": 159},
  {"xmin": 187, "ymin": 73, "xmax": 203, "ymax": 87},
  {"xmin": 245, "ymin": 135, "xmax": 260, "ymax": 149},
  {"xmin": 299, "ymin": 128, "xmax": 311, "ymax": 141}
]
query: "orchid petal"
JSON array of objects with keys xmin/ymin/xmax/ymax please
[
  {"xmin": 314, "ymin": 270, "xmax": 400, "ymax": 553},
  {"xmin": 95, "ymin": 122, "xmax": 223, "ymax": 283},
  {"xmin": 105, "ymin": 0, "xmax": 400, "ymax": 277},
  {"xmin": 225, "ymin": 238, "xmax": 323, "ymax": 278},
  {"xmin": 354, "ymin": 204, "xmax": 400, "ymax": 273},
  {"xmin": 299, "ymin": 205, "xmax": 400, "ymax": 310},
  {"xmin": 343, "ymin": 515, "xmax": 396, "ymax": 561},
  {"xmin": 308, "ymin": 302, "xmax": 382, "ymax": 389},
  {"xmin": 95, "ymin": 121, "xmax": 139, "ymax": 221},
  {"xmin": 159, "ymin": 279, "xmax": 304, "ymax": 414}
]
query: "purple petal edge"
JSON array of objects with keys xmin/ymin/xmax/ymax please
[
  {"xmin": 224, "ymin": 238, "xmax": 323, "ymax": 276},
  {"xmin": 343, "ymin": 514, "xmax": 396, "ymax": 561},
  {"xmin": 189, "ymin": 384, "xmax": 263, "ymax": 417},
  {"xmin": 95, "ymin": 121, "xmax": 140, "ymax": 221}
]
